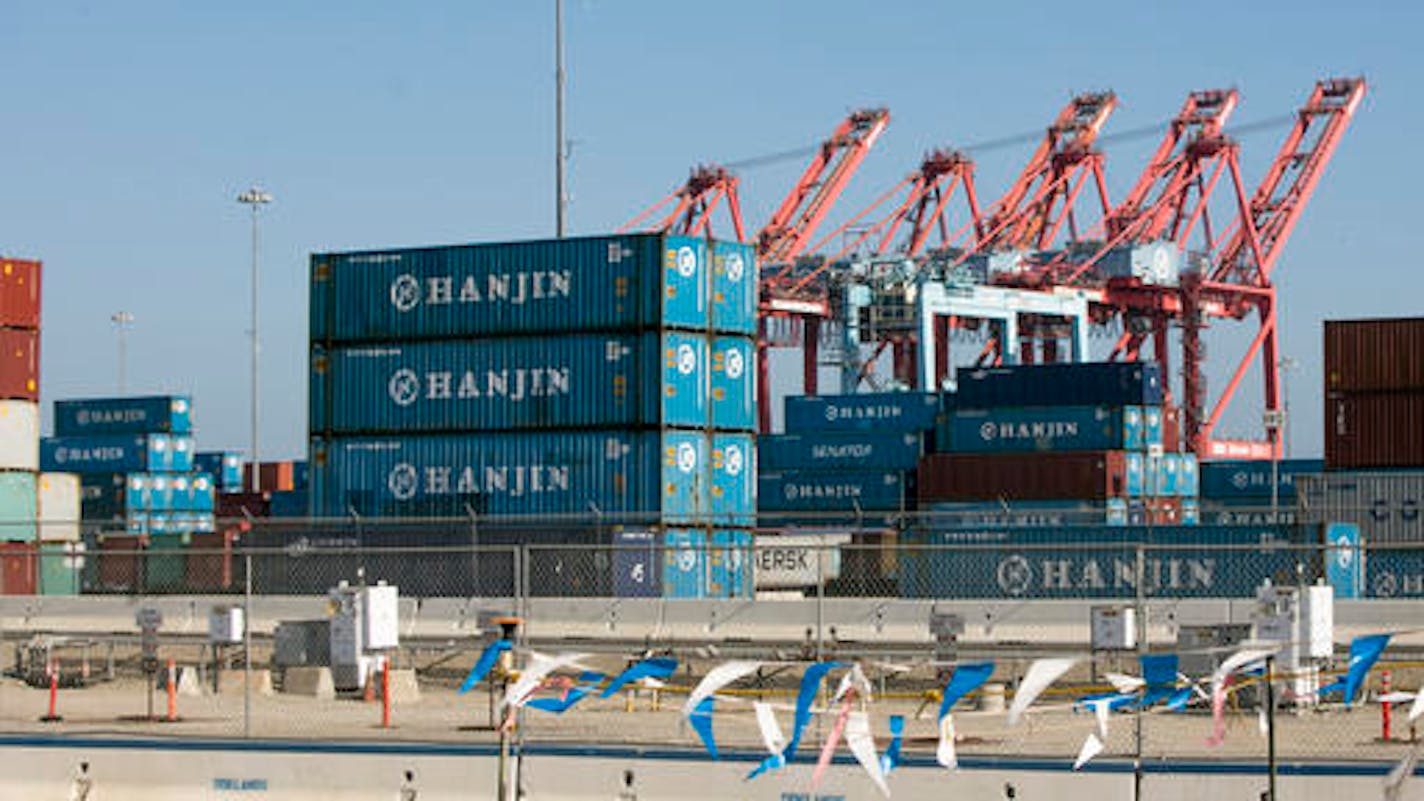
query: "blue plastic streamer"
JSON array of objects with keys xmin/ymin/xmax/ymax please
[
  {"xmin": 938, "ymin": 662, "xmax": 995, "ymax": 721},
  {"xmin": 746, "ymin": 751, "xmax": 785, "ymax": 780},
  {"xmin": 457, "ymin": 639, "xmax": 512, "ymax": 695},
  {"xmin": 783, "ymin": 661, "xmax": 843, "ymax": 759},
  {"xmin": 688, "ymin": 696, "xmax": 719, "ymax": 760},
  {"xmin": 1343, "ymin": 633, "xmax": 1391, "ymax": 707},
  {"xmin": 879, "ymin": 715, "xmax": 905, "ymax": 775},
  {"xmin": 525, "ymin": 672, "xmax": 606, "ymax": 714},
  {"xmin": 601, "ymin": 657, "xmax": 678, "ymax": 699}
]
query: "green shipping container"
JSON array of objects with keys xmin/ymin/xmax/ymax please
[
  {"xmin": 144, "ymin": 534, "xmax": 190, "ymax": 592},
  {"xmin": 38, "ymin": 542, "xmax": 82, "ymax": 595},
  {"xmin": 0, "ymin": 471, "xmax": 37, "ymax": 541}
]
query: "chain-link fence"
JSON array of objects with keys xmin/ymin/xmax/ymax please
[{"xmin": 0, "ymin": 515, "xmax": 1420, "ymax": 769}]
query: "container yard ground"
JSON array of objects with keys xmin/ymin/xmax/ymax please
[{"xmin": 1, "ymin": 674, "xmax": 1418, "ymax": 765}]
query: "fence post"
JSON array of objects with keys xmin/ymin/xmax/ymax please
[
  {"xmin": 243, "ymin": 548, "xmax": 252, "ymax": 739},
  {"xmin": 1133, "ymin": 543, "xmax": 1146, "ymax": 801}
]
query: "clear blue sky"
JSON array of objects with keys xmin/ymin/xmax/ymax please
[{"xmin": 2, "ymin": 1, "xmax": 1417, "ymax": 458}]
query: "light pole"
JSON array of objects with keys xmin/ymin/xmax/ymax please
[
  {"xmin": 237, "ymin": 187, "xmax": 273, "ymax": 493},
  {"xmin": 110, "ymin": 311, "xmax": 134, "ymax": 395},
  {"xmin": 554, "ymin": 0, "xmax": 567, "ymax": 238}
]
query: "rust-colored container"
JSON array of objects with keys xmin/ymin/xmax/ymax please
[
  {"xmin": 1326, "ymin": 391, "xmax": 1424, "ymax": 469},
  {"xmin": 0, "ymin": 259, "xmax": 40, "ymax": 330},
  {"xmin": 1144, "ymin": 498, "xmax": 1182, "ymax": 525},
  {"xmin": 186, "ymin": 527, "xmax": 242, "ymax": 591},
  {"xmin": 216, "ymin": 491, "xmax": 270, "ymax": 519},
  {"xmin": 0, "ymin": 329, "xmax": 38, "ymax": 400},
  {"xmin": 1325, "ymin": 318, "xmax": 1424, "ymax": 393},
  {"xmin": 1161, "ymin": 406, "xmax": 1181, "ymax": 453},
  {"xmin": 0, "ymin": 542, "xmax": 36, "ymax": 595},
  {"xmin": 243, "ymin": 462, "xmax": 294, "ymax": 492},
  {"xmin": 918, "ymin": 451, "xmax": 1132, "ymax": 501},
  {"xmin": 96, "ymin": 534, "xmax": 146, "ymax": 592}
]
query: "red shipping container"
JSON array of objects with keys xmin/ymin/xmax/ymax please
[
  {"xmin": 97, "ymin": 534, "xmax": 146, "ymax": 592},
  {"xmin": 243, "ymin": 462, "xmax": 294, "ymax": 492},
  {"xmin": 186, "ymin": 527, "xmax": 243, "ymax": 591},
  {"xmin": 0, "ymin": 259, "xmax": 40, "ymax": 330},
  {"xmin": 918, "ymin": 451, "xmax": 1131, "ymax": 502},
  {"xmin": 1325, "ymin": 318, "xmax": 1424, "ymax": 393},
  {"xmin": 0, "ymin": 329, "xmax": 38, "ymax": 400},
  {"xmin": 0, "ymin": 542, "xmax": 36, "ymax": 595},
  {"xmin": 1325, "ymin": 391, "xmax": 1424, "ymax": 470},
  {"xmin": 217, "ymin": 491, "xmax": 270, "ymax": 519},
  {"xmin": 1161, "ymin": 406, "xmax": 1181, "ymax": 453}
]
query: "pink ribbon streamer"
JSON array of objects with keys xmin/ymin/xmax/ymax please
[
  {"xmin": 1205, "ymin": 675, "xmax": 1233, "ymax": 747},
  {"xmin": 810, "ymin": 694, "xmax": 855, "ymax": 792}
]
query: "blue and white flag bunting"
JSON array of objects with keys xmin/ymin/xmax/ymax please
[
  {"xmin": 601, "ymin": 657, "xmax": 678, "ymax": 699},
  {"xmin": 879, "ymin": 715, "xmax": 904, "ymax": 776},
  {"xmin": 526, "ymin": 672, "xmax": 606, "ymax": 714},
  {"xmin": 458, "ymin": 639, "xmax": 512, "ymax": 695},
  {"xmin": 938, "ymin": 662, "xmax": 994, "ymax": 721},
  {"xmin": 1343, "ymin": 633, "xmax": 1391, "ymax": 707},
  {"xmin": 784, "ymin": 661, "xmax": 843, "ymax": 759},
  {"xmin": 688, "ymin": 696, "xmax": 719, "ymax": 760}
]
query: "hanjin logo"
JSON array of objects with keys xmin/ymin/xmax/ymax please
[
  {"xmin": 997, "ymin": 555, "xmax": 1033, "ymax": 596},
  {"xmin": 676, "ymin": 442, "xmax": 698, "ymax": 474},
  {"xmin": 390, "ymin": 274, "xmax": 421, "ymax": 312},
  {"xmin": 677, "ymin": 548, "xmax": 698, "ymax": 572},
  {"xmin": 387, "ymin": 463, "xmax": 419, "ymax": 500},
  {"xmin": 724, "ymin": 348, "xmax": 745, "ymax": 380},
  {"xmin": 675, "ymin": 246, "xmax": 697, "ymax": 278},
  {"xmin": 388, "ymin": 369, "xmax": 420, "ymax": 407},
  {"xmin": 676, "ymin": 344, "xmax": 697, "ymax": 375},
  {"xmin": 726, "ymin": 253, "xmax": 745, "ymax": 283},
  {"xmin": 979, "ymin": 421, "xmax": 996, "ymax": 441},
  {"xmin": 77, "ymin": 410, "xmax": 91, "ymax": 425},
  {"xmin": 723, "ymin": 444, "xmax": 744, "ymax": 477}
]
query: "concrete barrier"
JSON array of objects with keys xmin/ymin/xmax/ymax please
[
  {"xmin": 377, "ymin": 669, "xmax": 420, "ymax": 704},
  {"xmin": 280, "ymin": 667, "xmax": 332, "ymax": 699},
  {"xmin": 218, "ymin": 669, "xmax": 274, "ymax": 697}
]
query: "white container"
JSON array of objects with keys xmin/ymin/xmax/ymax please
[
  {"xmin": 208, "ymin": 606, "xmax": 246, "ymax": 644},
  {"xmin": 0, "ymin": 401, "xmax": 39, "ymax": 471},
  {"xmin": 37, "ymin": 472, "xmax": 80, "ymax": 542},
  {"xmin": 362, "ymin": 583, "xmax": 400, "ymax": 650},
  {"xmin": 1090, "ymin": 605, "xmax": 1137, "ymax": 650}
]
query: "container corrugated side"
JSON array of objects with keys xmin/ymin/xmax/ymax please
[
  {"xmin": 38, "ymin": 542, "xmax": 81, "ymax": 595},
  {"xmin": 1325, "ymin": 391, "xmax": 1424, "ymax": 470},
  {"xmin": 37, "ymin": 473, "xmax": 80, "ymax": 542},
  {"xmin": 195, "ymin": 452, "xmax": 244, "ymax": 490},
  {"xmin": 311, "ymin": 234, "xmax": 710, "ymax": 342},
  {"xmin": 710, "ymin": 433, "xmax": 754, "ymax": 527},
  {"xmin": 943, "ymin": 405, "xmax": 1145, "ymax": 454},
  {"xmin": 709, "ymin": 336, "xmax": 755, "ymax": 431},
  {"xmin": 757, "ymin": 470, "xmax": 908, "ymax": 513},
  {"xmin": 0, "ymin": 329, "xmax": 38, "ymax": 401},
  {"xmin": 710, "ymin": 241, "xmax": 758, "ymax": 335},
  {"xmin": 1325, "ymin": 318, "xmax": 1424, "ymax": 393},
  {"xmin": 42, "ymin": 434, "xmax": 172, "ymax": 474},
  {"xmin": 311, "ymin": 333, "xmax": 709, "ymax": 434},
  {"xmin": 0, "ymin": 471, "xmax": 37, "ymax": 541},
  {"xmin": 0, "ymin": 258, "xmax": 41, "ymax": 329},
  {"xmin": 709, "ymin": 529, "xmax": 753, "ymax": 598},
  {"xmin": 0, "ymin": 401, "xmax": 39, "ymax": 471},
  {"xmin": 784, "ymin": 392, "xmax": 941, "ymax": 433},
  {"xmin": 918, "ymin": 451, "xmax": 1133, "ymax": 502},
  {"xmin": 758, "ymin": 431, "xmax": 925, "ymax": 471},
  {"xmin": 1296, "ymin": 472, "xmax": 1424, "ymax": 544},
  {"xmin": 661, "ymin": 529, "xmax": 707, "ymax": 598},
  {"xmin": 0, "ymin": 542, "xmax": 37, "ymax": 595},
  {"xmin": 923, "ymin": 500, "xmax": 1124, "ymax": 529},
  {"xmin": 54, "ymin": 395, "xmax": 193, "ymax": 437},
  {"xmin": 309, "ymin": 430, "xmax": 711, "ymax": 521},
  {"xmin": 954, "ymin": 361, "xmax": 1164, "ymax": 408},
  {"xmin": 1200, "ymin": 459, "xmax": 1324, "ymax": 501}
]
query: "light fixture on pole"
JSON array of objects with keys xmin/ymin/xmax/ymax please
[
  {"xmin": 236, "ymin": 186, "xmax": 273, "ymax": 492},
  {"xmin": 110, "ymin": 311, "xmax": 134, "ymax": 396}
]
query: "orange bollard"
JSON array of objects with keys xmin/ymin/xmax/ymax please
[
  {"xmin": 40, "ymin": 659, "xmax": 62, "ymax": 722},
  {"xmin": 1382, "ymin": 670, "xmax": 1394, "ymax": 741},
  {"xmin": 166, "ymin": 659, "xmax": 177, "ymax": 722},
  {"xmin": 381, "ymin": 660, "xmax": 391, "ymax": 729}
]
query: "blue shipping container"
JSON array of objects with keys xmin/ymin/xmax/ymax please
[
  {"xmin": 901, "ymin": 524, "xmax": 1304, "ymax": 599},
  {"xmin": 709, "ymin": 529, "xmax": 753, "ymax": 599},
  {"xmin": 1143, "ymin": 407, "xmax": 1165, "ymax": 449},
  {"xmin": 661, "ymin": 529, "xmax": 707, "ymax": 598},
  {"xmin": 710, "ymin": 433, "xmax": 755, "ymax": 527},
  {"xmin": 1365, "ymin": 547, "xmax": 1424, "ymax": 599},
  {"xmin": 310, "ymin": 430, "xmax": 711, "ymax": 521},
  {"xmin": 955, "ymin": 362, "xmax": 1164, "ymax": 408},
  {"xmin": 1181, "ymin": 499, "xmax": 1200, "ymax": 526},
  {"xmin": 311, "ymin": 333, "xmax": 709, "ymax": 434},
  {"xmin": 1200, "ymin": 459, "xmax": 1324, "ymax": 501},
  {"xmin": 195, "ymin": 451, "xmax": 244, "ymax": 491},
  {"xmin": 54, "ymin": 395, "xmax": 193, "ymax": 436},
  {"xmin": 311, "ymin": 234, "xmax": 729, "ymax": 342},
  {"xmin": 612, "ymin": 528, "xmax": 662, "ymax": 597},
  {"xmin": 784, "ymin": 393, "xmax": 941, "ymax": 434},
  {"xmin": 293, "ymin": 461, "xmax": 309, "ymax": 491},
  {"xmin": 81, "ymin": 473, "xmax": 149, "ymax": 519},
  {"xmin": 269, "ymin": 490, "xmax": 309, "ymax": 518},
  {"xmin": 759, "ymin": 431, "xmax": 925, "ymax": 471},
  {"xmin": 1199, "ymin": 500, "xmax": 1298, "ymax": 527},
  {"xmin": 943, "ymin": 406, "xmax": 1146, "ymax": 454},
  {"xmin": 1126, "ymin": 453, "xmax": 1148, "ymax": 498},
  {"xmin": 710, "ymin": 240, "xmax": 758, "ymax": 335},
  {"xmin": 42, "ymin": 435, "xmax": 182, "ymax": 474},
  {"xmin": 924, "ymin": 500, "xmax": 1125, "ymax": 529},
  {"xmin": 710, "ymin": 336, "xmax": 756, "ymax": 431},
  {"xmin": 1178, "ymin": 454, "xmax": 1199, "ymax": 497},
  {"xmin": 758, "ymin": 470, "xmax": 907, "ymax": 513}
]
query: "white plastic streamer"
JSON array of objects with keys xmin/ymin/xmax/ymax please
[
  {"xmin": 681, "ymin": 660, "xmax": 761, "ymax": 719},
  {"xmin": 936, "ymin": 714, "xmax": 957, "ymax": 770},
  {"xmin": 1105, "ymin": 672, "xmax": 1146, "ymax": 694},
  {"xmin": 1411, "ymin": 689, "xmax": 1424, "ymax": 724},
  {"xmin": 753, "ymin": 702, "xmax": 785, "ymax": 756},
  {"xmin": 1073, "ymin": 733, "xmax": 1104, "ymax": 771},
  {"xmin": 1089, "ymin": 697, "xmax": 1111, "ymax": 740},
  {"xmin": 835, "ymin": 663, "xmax": 874, "ymax": 703},
  {"xmin": 1008, "ymin": 658, "xmax": 1077, "ymax": 725},
  {"xmin": 844, "ymin": 711, "xmax": 891, "ymax": 798}
]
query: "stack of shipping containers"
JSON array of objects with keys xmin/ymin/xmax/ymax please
[
  {"xmin": 1297, "ymin": 319, "xmax": 1424, "ymax": 594},
  {"xmin": 1199, "ymin": 459, "xmax": 1323, "ymax": 525},
  {"xmin": 41, "ymin": 395, "xmax": 214, "ymax": 592},
  {"xmin": 308, "ymin": 234, "xmax": 757, "ymax": 598}
]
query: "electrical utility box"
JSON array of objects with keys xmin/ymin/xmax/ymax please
[
  {"xmin": 208, "ymin": 606, "xmax": 245, "ymax": 645},
  {"xmin": 1252, "ymin": 581, "xmax": 1334, "ymax": 668},
  {"xmin": 1090, "ymin": 605, "xmax": 1137, "ymax": 651},
  {"xmin": 328, "ymin": 582, "xmax": 400, "ymax": 691}
]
